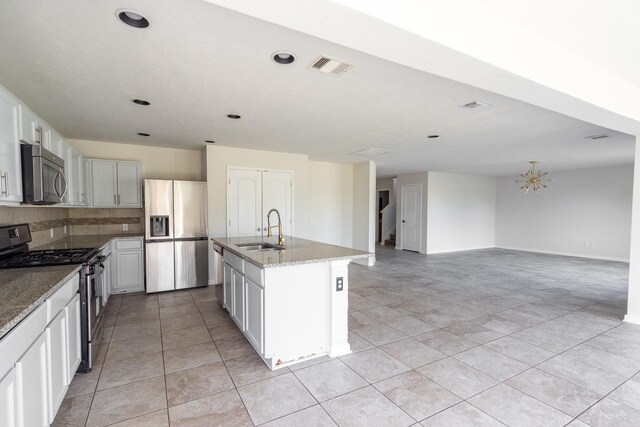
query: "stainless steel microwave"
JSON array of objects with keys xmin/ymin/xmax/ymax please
[{"xmin": 21, "ymin": 144, "xmax": 67, "ymax": 204}]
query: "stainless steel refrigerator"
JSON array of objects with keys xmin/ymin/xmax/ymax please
[{"xmin": 145, "ymin": 179, "xmax": 208, "ymax": 293}]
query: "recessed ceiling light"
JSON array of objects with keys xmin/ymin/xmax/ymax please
[
  {"xmin": 272, "ymin": 51, "xmax": 295, "ymax": 64},
  {"xmin": 132, "ymin": 99, "xmax": 150, "ymax": 106},
  {"xmin": 427, "ymin": 135, "xmax": 439, "ymax": 139},
  {"xmin": 137, "ymin": 132, "xmax": 150, "ymax": 136},
  {"xmin": 227, "ymin": 114, "xmax": 241, "ymax": 119},
  {"xmin": 116, "ymin": 9, "xmax": 149, "ymax": 28},
  {"xmin": 205, "ymin": 140, "xmax": 215, "ymax": 143}
]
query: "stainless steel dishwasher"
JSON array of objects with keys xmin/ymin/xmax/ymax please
[{"xmin": 212, "ymin": 242, "xmax": 224, "ymax": 305}]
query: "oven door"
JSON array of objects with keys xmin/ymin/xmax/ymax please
[{"xmin": 89, "ymin": 262, "xmax": 105, "ymax": 340}]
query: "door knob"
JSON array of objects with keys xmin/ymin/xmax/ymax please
[{"xmin": 402, "ymin": 220, "xmax": 406, "ymax": 223}]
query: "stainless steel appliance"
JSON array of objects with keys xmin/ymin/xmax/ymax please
[
  {"xmin": 20, "ymin": 144, "xmax": 68, "ymax": 204},
  {"xmin": 0, "ymin": 223, "xmax": 102, "ymax": 373},
  {"xmin": 145, "ymin": 179, "xmax": 208, "ymax": 293}
]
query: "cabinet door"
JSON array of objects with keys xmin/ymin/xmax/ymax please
[
  {"xmin": 46, "ymin": 308, "xmax": 68, "ymax": 422},
  {"xmin": 66, "ymin": 294, "xmax": 81, "ymax": 383},
  {"xmin": 59, "ymin": 139, "xmax": 71, "ymax": 204},
  {"xmin": 15, "ymin": 332, "xmax": 49, "ymax": 427},
  {"xmin": 223, "ymin": 263, "xmax": 233, "ymax": 313},
  {"xmin": 262, "ymin": 171, "xmax": 293, "ymax": 236},
  {"xmin": 0, "ymin": 368, "xmax": 19, "ymax": 427},
  {"xmin": 227, "ymin": 169, "xmax": 262, "ymax": 238},
  {"xmin": 18, "ymin": 104, "xmax": 38, "ymax": 145},
  {"xmin": 70, "ymin": 149, "xmax": 83, "ymax": 206},
  {"xmin": 116, "ymin": 162, "xmax": 142, "ymax": 207},
  {"xmin": 245, "ymin": 278, "xmax": 264, "ymax": 354},
  {"xmin": 0, "ymin": 89, "xmax": 22, "ymax": 203},
  {"xmin": 232, "ymin": 269, "xmax": 245, "ymax": 330},
  {"xmin": 114, "ymin": 250, "xmax": 144, "ymax": 292},
  {"xmin": 91, "ymin": 160, "xmax": 118, "ymax": 206}
]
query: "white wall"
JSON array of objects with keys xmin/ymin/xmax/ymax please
[
  {"xmin": 626, "ymin": 137, "xmax": 640, "ymax": 324},
  {"xmin": 308, "ymin": 160, "xmax": 354, "ymax": 248},
  {"xmin": 396, "ymin": 172, "xmax": 429, "ymax": 253},
  {"xmin": 427, "ymin": 172, "xmax": 496, "ymax": 254},
  {"xmin": 496, "ymin": 165, "xmax": 633, "ymax": 261},
  {"xmin": 352, "ymin": 161, "xmax": 376, "ymax": 266},
  {"xmin": 70, "ymin": 139, "xmax": 204, "ymax": 181}
]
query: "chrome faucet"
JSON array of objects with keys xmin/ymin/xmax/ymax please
[{"xmin": 266, "ymin": 208, "xmax": 285, "ymax": 246}]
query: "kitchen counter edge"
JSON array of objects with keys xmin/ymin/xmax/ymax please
[{"xmin": 212, "ymin": 236, "xmax": 371, "ymax": 268}]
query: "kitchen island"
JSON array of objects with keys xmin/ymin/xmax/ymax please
[{"xmin": 213, "ymin": 236, "xmax": 371, "ymax": 369}]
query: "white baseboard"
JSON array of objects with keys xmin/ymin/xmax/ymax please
[
  {"xmin": 353, "ymin": 256, "xmax": 375, "ymax": 267},
  {"xmin": 495, "ymin": 245, "xmax": 629, "ymax": 263},
  {"xmin": 426, "ymin": 245, "xmax": 495, "ymax": 255},
  {"xmin": 329, "ymin": 343, "xmax": 352, "ymax": 357},
  {"xmin": 624, "ymin": 314, "xmax": 640, "ymax": 325}
]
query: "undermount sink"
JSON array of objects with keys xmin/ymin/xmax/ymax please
[{"xmin": 236, "ymin": 242, "xmax": 285, "ymax": 251}]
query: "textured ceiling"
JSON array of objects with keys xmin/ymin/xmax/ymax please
[{"xmin": 0, "ymin": 0, "xmax": 633, "ymax": 177}]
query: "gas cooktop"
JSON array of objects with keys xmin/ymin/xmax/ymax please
[
  {"xmin": 0, "ymin": 248, "xmax": 100, "ymax": 269},
  {"xmin": 0, "ymin": 224, "xmax": 100, "ymax": 269}
]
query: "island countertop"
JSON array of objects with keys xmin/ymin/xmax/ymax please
[{"xmin": 213, "ymin": 236, "xmax": 371, "ymax": 268}]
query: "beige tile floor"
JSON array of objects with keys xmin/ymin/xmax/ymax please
[{"xmin": 53, "ymin": 246, "xmax": 640, "ymax": 426}]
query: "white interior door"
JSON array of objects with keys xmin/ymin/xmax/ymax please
[
  {"xmin": 262, "ymin": 171, "xmax": 292, "ymax": 236},
  {"xmin": 227, "ymin": 169, "xmax": 262, "ymax": 238},
  {"xmin": 401, "ymin": 184, "xmax": 422, "ymax": 252}
]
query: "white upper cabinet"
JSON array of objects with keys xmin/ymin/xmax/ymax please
[
  {"xmin": 0, "ymin": 88, "xmax": 23, "ymax": 204},
  {"xmin": 91, "ymin": 160, "xmax": 118, "ymax": 207},
  {"xmin": 116, "ymin": 161, "xmax": 142, "ymax": 207},
  {"xmin": 89, "ymin": 159, "xmax": 142, "ymax": 208},
  {"xmin": 18, "ymin": 104, "xmax": 39, "ymax": 145},
  {"xmin": 70, "ymin": 148, "xmax": 85, "ymax": 206}
]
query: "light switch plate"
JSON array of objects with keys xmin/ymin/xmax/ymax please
[{"xmin": 122, "ymin": 223, "xmax": 129, "ymax": 231}]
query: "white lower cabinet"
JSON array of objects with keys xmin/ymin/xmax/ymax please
[
  {"xmin": 66, "ymin": 294, "xmax": 82, "ymax": 384},
  {"xmin": 232, "ymin": 268, "xmax": 245, "ymax": 330},
  {"xmin": 0, "ymin": 368, "xmax": 18, "ymax": 427},
  {"xmin": 111, "ymin": 238, "xmax": 144, "ymax": 294},
  {"xmin": 46, "ymin": 308, "xmax": 68, "ymax": 422},
  {"xmin": 223, "ymin": 262, "xmax": 233, "ymax": 312},
  {"xmin": 16, "ymin": 332, "xmax": 49, "ymax": 427},
  {"xmin": 0, "ymin": 274, "xmax": 81, "ymax": 427},
  {"xmin": 245, "ymin": 278, "xmax": 264, "ymax": 354}
]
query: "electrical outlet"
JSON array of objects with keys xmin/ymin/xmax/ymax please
[
  {"xmin": 50, "ymin": 229, "xmax": 54, "ymax": 239},
  {"xmin": 336, "ymin": 277, "xmax": 344, "ymax": 292},
  {"xmin": 122, "ymin": 223, "xmax": 129, "ymax": 231},
  {"xmin": 64, "ymin": 225, "xmax": 67, "ymax": 234}
]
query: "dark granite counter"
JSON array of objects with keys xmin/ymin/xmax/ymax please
[
  {"xmin": 32, "ymin": 233, "xmax": 144, "ymax": 251},
  {"xmin": 0, "ymin": 265, "xmax": 81, "ymax": 339},
  {"xmin": 1, "ymin": 233, "xmax": 144, "ymax": 340},
  {"xmin": 213, "ymin": 236, "xmax": 371, "ymax": 268}
]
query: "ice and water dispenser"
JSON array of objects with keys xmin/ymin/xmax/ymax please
[{"xmin": 149, "ymin": 216, "xmax": 170, "ymax": 237}]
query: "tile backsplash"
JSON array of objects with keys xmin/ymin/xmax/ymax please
[
  {"xmin": 68, "ymin": 208, "xmax": 144, "ymax": 236},
  {"xmin": 0, "ymin": 206, "xmax": 144, "ymax": 248}
]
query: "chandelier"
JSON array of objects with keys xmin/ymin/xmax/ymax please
[{"xmin": 516, "ymin": 161, "xmax": 552, "ymax": 194}]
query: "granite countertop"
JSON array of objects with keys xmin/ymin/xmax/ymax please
[
  {"xmin": 213, "ymin": 236, "xmax": 371, "ymax": 268},
  {"xmin": 0, "ymin": 233, "xmax": 144, "ymax": 340},
  {"xmin": 31, "ymin": 233, "xmax": 144, "ymax": 251},
  {"xmin": 0, "ymin": 265, "xmax": 81, "ymax": 339}
]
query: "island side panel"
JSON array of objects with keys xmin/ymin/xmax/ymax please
[
  {"xmin": 329, "ymin": 259, "xmax": 351, "ymax": 357},
  {"xmin": 263, "ymin": 262, "xmax": 330, "ymax": 367}
]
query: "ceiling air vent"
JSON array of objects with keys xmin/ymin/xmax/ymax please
[
  {"xmin": 584, "ymin": 134, "xmax": 610, "ymax": 140},
  {"xmin": 460, "ymin": 100, "xmax": 493, "ymax": 111},
  {"xmin": 308, "ymin": 55, "xmax": 353, "ymax": 76},
  {"xmin": 350, "ymin": 148, "xmax": 392, "ymax": 157}
]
